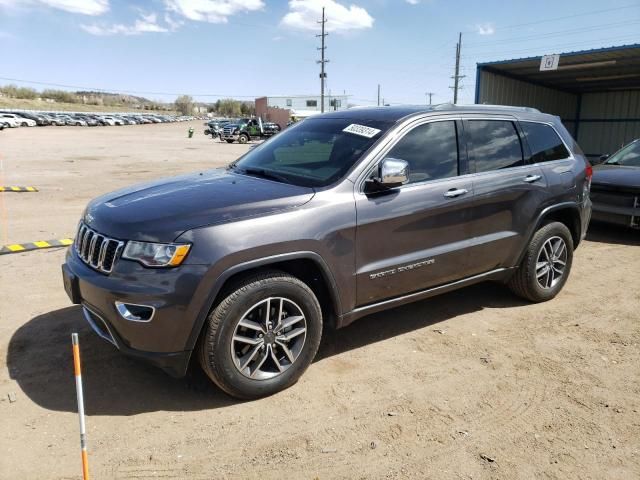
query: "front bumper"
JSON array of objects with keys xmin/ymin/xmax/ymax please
[
  {"xmin": 62, "ymin": 248, "xmax": 208, "ymax": 377},
  {"xmin": 221, "ymin": 133, "xmax": 239, "ymax": 141},
  {"xmin": 591, "ymin": 189, "xmax": 640, "ymax": 229}
]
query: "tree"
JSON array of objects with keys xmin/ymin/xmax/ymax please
[
  {"xmin": 175, "ymin": 95, "xmax": 195, "ymax": 115},
  {"xmin": 217, "ymin": 98, "xmax": 242, "ymax": 117}
]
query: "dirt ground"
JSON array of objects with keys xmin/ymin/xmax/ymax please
[{"xmin": 1, "ymin": 121, "xmax": 639, "ymax": 480}]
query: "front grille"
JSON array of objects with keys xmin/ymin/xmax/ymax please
[
  {"xmin": 75, "ymin": 223, "xmax": 124, "ymax": 274},
  {"xmin": 590, "ymin": 188, "xmax": 637, "ymax": 209},
  {"xmin": 223, "ymin": 126, "xmax": 235, "ymax": 136}
]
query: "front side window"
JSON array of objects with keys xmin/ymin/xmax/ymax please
[
  {"xmin": 466, "ymin": 120, "xmax": 523, "ymax": 173},
  {"xmin": 521, "ymin": 122, "xmax": 570, "ymax": 163},
  {"xmin": 233, "ymin": 118, "xmax": 393, "ymax": 187},
  {"xmin": 306, "ymin": 100, "xmax": 318, "ymax": 107},
  {"xmin": 384, "ymin": 121, "xmax": 459, "ymax": 184}
]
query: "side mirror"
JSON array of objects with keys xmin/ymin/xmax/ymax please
[
  {"xmin": 365, "ymin": 158, "xmax": 409, "ymax": 193},
  {"xmin": 598, "ymin": 154, "xmax": 609, "ymax": 163}
]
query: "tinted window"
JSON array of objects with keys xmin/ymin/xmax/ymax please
[
  {"xmin": 385, "ymin": 121, "xmax": 458, "ymax": 183},
  {"xmin": 234, "ymin": 118, "xmax": 393, "ymax": 187},
  {"xmin": 466, "ymin": 120, "xmax": 523, "ymax": 172},
  {"xmin": 521, "ymin": 122, "xmax": 570, "ymax": 163}
]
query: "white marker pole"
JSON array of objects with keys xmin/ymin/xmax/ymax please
[{"xmin": 72, "ymin": 333, "xmax": 90, "ymax": 480}]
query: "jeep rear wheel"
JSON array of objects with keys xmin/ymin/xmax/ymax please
[
  {"xmin": 508, "ymin": 221, "xmax": 574, "ymax": 302},
  {"xmin": 198, "ymin": 271, "xmax": 322, "ymax": 399}
]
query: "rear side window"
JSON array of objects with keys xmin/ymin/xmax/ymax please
[
  {"xmin": 520, "ymin": 122, "xmax": 570, "ymax": 163},
  {"xmin": 385, "ymin": 120, "xmax": 458, "ymax": 184},
  {"xmin": 466, "ymin": 120, "xmax": 524, "ymax": 173}
]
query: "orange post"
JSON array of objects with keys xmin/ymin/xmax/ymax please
[{"xmin": 72, "ymin": 333, "xmax": 90, "ymax": 480}]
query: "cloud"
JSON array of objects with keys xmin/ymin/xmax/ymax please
[
  {"xmin": 164, "ymin": 0, "xmax": 264, "ymax": 23},
  {"xmin": 475, "ymin": 23, "xmax": 495, "ymax": 35},
  {"xmin": 81, "ymin": 13, "xmax": 168, "ymax": 36},
  {"xmin": 405, "ymin": 0, "xmax": 419, "ymax": 4},
  {"xmin": 281, "ymin": 0, "xmax": 373, "ymax": 33},
  {"xmin": 41, "ymin": 0, "xmax": 108, "ymax": 15},
  {"xmin": 4, "ymin": 0, "xmax": 110, "ymax": 15},
  {"xmin": 164, "ymin": 12, "xmax": 184, "ymax": 31}
]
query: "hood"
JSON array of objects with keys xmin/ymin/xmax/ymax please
[
  {"xmin": 85, "ymin": 169, "xmax": 315, "ymax": 242},
  {"xmin": 592, "ymin": 164, "xmax": 640, "ymax": 191}
]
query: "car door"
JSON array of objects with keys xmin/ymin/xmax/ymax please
[
  {"xmin": 462, "ymin": 117, "xmax": 548, "ymax": 275},
  {"xmin": 354, "ymin": 119, "xmax": 475, "ymax": 306}
]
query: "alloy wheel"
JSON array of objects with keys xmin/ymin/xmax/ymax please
[
  {"xmin": 535, "ymin": 236, "xmax": 567, "ymax": 289},
  {"xmin": 231, "ymin": 297, "xmax": 307, "ymax": 380}
]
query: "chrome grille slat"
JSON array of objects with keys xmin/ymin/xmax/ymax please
[{"xmin": 74, "ymin": 222, "xmax": 123, "ymax": 274}]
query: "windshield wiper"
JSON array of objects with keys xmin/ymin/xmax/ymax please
[{"xmin": 238, "ymin": 167, "xmax": 292, "ymax": 184}]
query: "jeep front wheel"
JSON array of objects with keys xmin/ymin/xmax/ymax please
[
  {"xmin": 198, "ymin": 271, "xmax": 323, "ymax": 399},
  {"xmin": 508, "ymin": 221, "xmax": 574, "ymax": 302},
  {"xmin": 238, "ymin": 133, "xmax": 249, "ymax": 144}
]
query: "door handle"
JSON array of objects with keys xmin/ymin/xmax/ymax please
[
  {"xmin": 444, "ymin": 188, "xmax": 468, "ymax": 198},
  {"xmin": 523, "ymin": 174, "xmax": 542, "ymax": 183}
]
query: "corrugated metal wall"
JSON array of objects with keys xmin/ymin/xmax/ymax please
[
  {"xmin": 477, "ymin": 70, "xmax": 577, "ymax": 119},
  {"xmin": 477, "ymin": 69, "xmax": 640, "ymax": 157},
  {"xmin": 577, "ymin": 91, "xmax": 640, "ymax": 156}
]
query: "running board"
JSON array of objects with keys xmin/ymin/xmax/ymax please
[{"xmin": 338, "ymin": 268, "xmax": 513, "ymax": 328}]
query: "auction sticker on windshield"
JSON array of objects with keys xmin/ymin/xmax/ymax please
[{"xmin": 343, "ymin": 124, "xmax": 381, "ymax": 138}]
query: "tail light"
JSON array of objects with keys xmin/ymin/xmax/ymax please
[
  {"xmin": 584, "ymin": 162, "xmax": 593, "ymax": 196},
  {"xmin": 585, "ymin": 164, "xmax": 593, "ymax": 180}
]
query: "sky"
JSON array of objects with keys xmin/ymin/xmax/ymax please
[{"xmin": 0, "ymin": 0, "xmax": 639, "ymax": 106}]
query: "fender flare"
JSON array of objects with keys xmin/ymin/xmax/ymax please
[
  {"xmin": 184, "ymin": 251, "xmax": 342, "ymax": 351},
  {"xmin": 515, "ymin": 201, "xmax": 582, "ymax": 265}
]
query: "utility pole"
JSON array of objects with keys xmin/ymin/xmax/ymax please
[
  {"xmin": 425, "ymin": 92, "xmax": 435, "ymax": 105},
  {"xmin": 377, "ymin": 84, "xmax": 381, "ymax": 106},
  {"xmin": 451, "ymin": 32, "xmax": 465, "ymax": 104},
  {"xmin": 316, "ymin": 7, "xmax": 329, "ymax": 113}
]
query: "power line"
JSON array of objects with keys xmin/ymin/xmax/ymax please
[
  {"xmin": 465, "ymin": 19, "xmax": 640, "ymax": 49},
  {"xmin": 463, "ymin": 3, "xmax": 640, "ymax": 34},
  {"xmin": 467, "ymin": 34, "xmax": 640, "ymax": 58}
]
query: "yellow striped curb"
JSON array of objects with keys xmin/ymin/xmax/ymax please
[
  {"xmin": 0, "ymin": 186, "xmax": 39, "ymax": 192},
  {"xmin": 0, "ymin": 238, "xmax": 73, "ymax": 255}
]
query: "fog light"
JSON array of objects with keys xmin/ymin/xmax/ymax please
[{"xmin": 115, "ymin": 302, "xmax": 155, "ymax": 322}]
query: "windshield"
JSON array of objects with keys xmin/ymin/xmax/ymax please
[
  {"xmin": 606, "ymin": 140, "xmax": 640, "ymax": 167},
  {"xmin": 232, "ymin": 117, "xmax": 393, "ymax": 188}
]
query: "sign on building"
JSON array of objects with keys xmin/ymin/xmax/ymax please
[{"xmin": 540, "ymin": 54, "xmax": 560, "ymax": 71}]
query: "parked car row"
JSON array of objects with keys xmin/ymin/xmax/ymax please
[{"xmin": 0, "ymin": 110, "xmax": 204, "ymax": 129}]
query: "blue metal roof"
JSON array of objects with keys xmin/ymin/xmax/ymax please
[
  {"xmin": 477, "ymin": 43, "xmax": 640, "ymax": 67},
  {"xmin": 476, "ymin": 43, "xmax": 640, "ymax": 94}
]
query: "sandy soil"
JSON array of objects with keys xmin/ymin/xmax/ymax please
[{"xmin": 1, "ymin": 122, "xmax": 639, "ymax": 480}]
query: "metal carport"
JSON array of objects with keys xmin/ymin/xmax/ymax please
[{"xmin": 475, "ymin": 44, "xmax": 640, "ymax": 159}]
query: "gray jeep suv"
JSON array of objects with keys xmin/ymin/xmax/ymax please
[{"xmin": 62, "ymin": 105, "xmax": 592, "ymax": 399}]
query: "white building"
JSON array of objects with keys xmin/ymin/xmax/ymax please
[{"xmin": 257, "ymin": 94, "xmax": 349, "ymax": 113}]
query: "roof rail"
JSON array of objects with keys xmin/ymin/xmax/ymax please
[{"xmin": 433, "ymin": 103, "xmax": 540, "ymax": 113}]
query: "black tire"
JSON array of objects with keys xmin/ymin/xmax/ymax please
[
  {"xmin": 198, "ymin": 271, "xmax": 323, "ymax": 399},
  {"xmin": 225, "ymin": 139, "xmax": 234, "ymax": 144},
  {"xmin": 238, "ymin": 133, "xmax": 249, "ymax": 144},
  {"xmin": 508, "ymin": 221, "xmax": 574, "ymax": 302},
  {"xmin": 21, "ymin": 122, "xmax": 28, "ymax": 127}
]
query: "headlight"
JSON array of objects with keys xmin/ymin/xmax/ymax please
[{"xmin": 122, "ymin": 241, "xmax": 191, "ymax": 267}]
